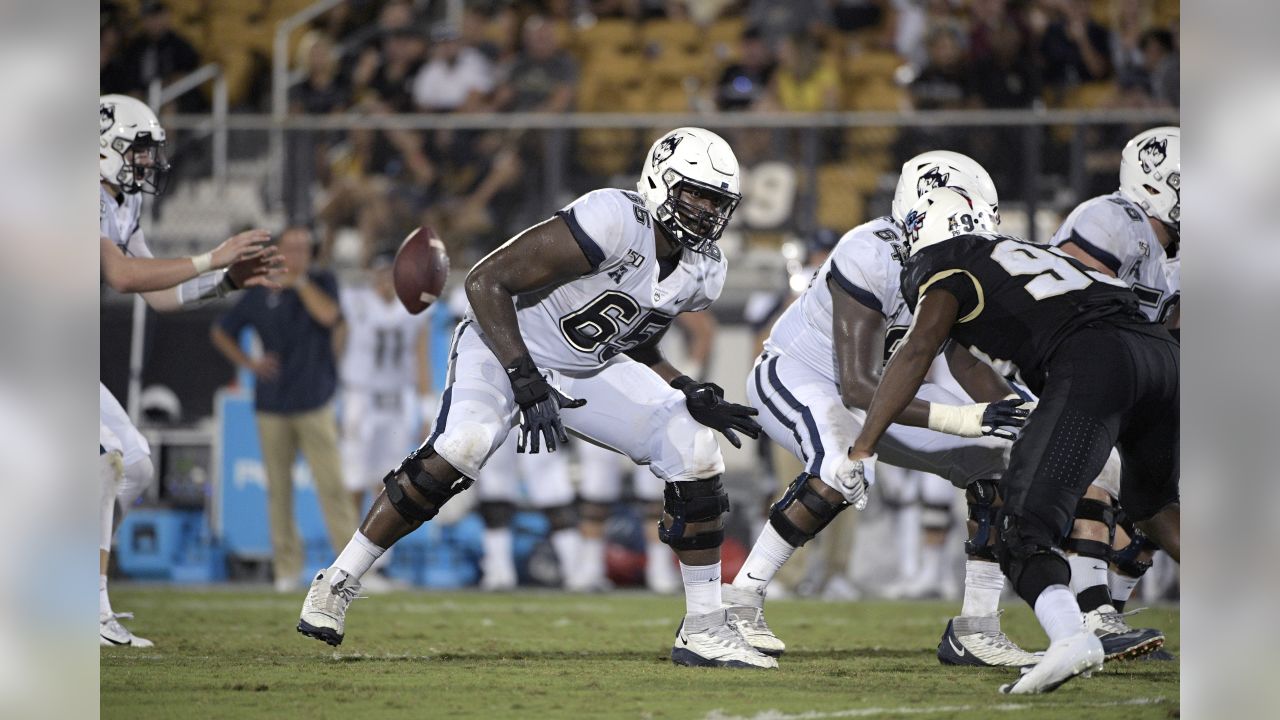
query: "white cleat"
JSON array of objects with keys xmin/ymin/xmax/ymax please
[
  {"xmin": 999, "ymin": 630, "xmax": 1103, "ymax": 694},
  {"xmin": 297, "ymin": 568, "xmax": 362, "ymax": 646},
  {"xmin": 722, "ymin": 584, "xmax": 785, "ymax": 657},
  {"xmin": 937, "ymin": 614, "xmax": 1040, "ymax": 667},
  {"xmin": 100, "ymin": 613, "xmax": 154, "ymax": 648},
  {"xmin": 671, "ymin": 609, "xmax": 778, "ymax": 669}
]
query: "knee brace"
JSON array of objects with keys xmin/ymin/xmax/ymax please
[
  {"xmin": 543, "ymin": 502, "xmax": 579, "ymax": 532},
  {"xmin": 658, "ymin": 476, "xmax": 730, "ymax": 551},
  {"xmin": 964, "ymin": 479, "xmax": 999, "ymax": 561},
  {"xmin": 579, "ymin": 498, "xmax": 611, "ymax": 523},
  {"xmin": 383, "ymin": 444, "xmax": 475, "ymax": 524},
  {"xmin": 768, "ymin": 473, "xmax": 849, "ymax": 548},
  {"xmin": 1064, "ymin": 496, "xmax": 1115, "ymax": 560},
  {"xmin": 995, "ymin": 511, "xmax": 1070, "ymax": 603},
  {"xmin": 479, "ymin": 501, "xmax": 516, "ymax": 529},
  {"xmin": 1112, "ymin": 529, "xmax": 1157, "ymax": 578}
]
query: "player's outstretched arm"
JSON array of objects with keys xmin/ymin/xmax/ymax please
[
  {"xmin": 851, "ymin": 289, "xmax": 960, "ymax": 457},
  {"xmin": 829, "ymin": 275, "xmax": 932, "ymax": 427},
  {"xmin": 466, "ymin": 216, "xmax": 594, "ymax": 453},
  {"xmin": 101, "ymin": 230, "xmax": 278, "ymax": 304}
]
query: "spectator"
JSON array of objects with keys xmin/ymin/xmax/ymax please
[
  {"xmin": 967, "ymin": 0, "xmax": 1036, "ymax": 108},
  {"xmin": 1108, "ymin": 0, "xmax": 1149, "ymax": 90},
  {"xmin": 1037, "ymin": 0, "xmax": 1112, "ymax": 87},
  {"xmin": 411, "ymin": 24, "xmax": 497, "ymax": 112},
  {"xmin": 910, "ymin": 25, "xmax": 969, "ymax": 111},
  {"xmin": 118, "ymin": 1, "xmax": 200, "ymax": 102},
  {"xmin": 716, "ymin": 26, "xmax": 776, "ymax": 111},
  {"xmin": 210, "ymin": 227, "xmax": 357, "ymax": 593},
  {"xmin": 285, "ymin": 33, "xmax": 350, "ymax": 226},
  {"xmin": 1140, "ymin": 28, "xmax": 1178, "ymax": 107},
  {"xmin": 769, "ymin": 33, "xmax": 840, "ymax": 112},
  {"xmin": 746, "ymin": 0, "xmax": 832, "ymax": 49},
  {"xmin": 351, "ymin": 0, "xmax": 421, "ymax": 108},
  {"xmin": 492, "ymin": 15, "xmax": 578, "ymax": 113},
  {"xmin": 362, "ymin": 26, "xmax": 428, "ymax": 112},
  {"xmin": 100, "ymin": 17, "xmax": 130, "ymax": 96}
]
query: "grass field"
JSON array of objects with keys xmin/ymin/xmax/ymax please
[{"xmin": 101, "ymin": 586, "xmax": 1179, "ymax": 719}]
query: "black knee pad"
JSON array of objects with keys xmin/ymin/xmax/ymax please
[
  {"xmin": 768, "ymin": 473, "xmax": 849, "ymax": 548},
  {"xmin": 1112, "ymin": 530, "xmax": 1157, "ymax": 578},
  {"xmin": 658, "ymin": 476, "xmax": 730, "ymax": 551},
  {"xmin": 383, "ymin": 443, "xmax": 475, "ymax": 524},
  {"xmin": 1064, "ymin": 497, "xmax": 1115, "ymax": 559},
  {"xmin": 543, "ymin": 503, "xmax": 578, "ymax": 532},
  {"xmin": 479, "ymin": 501, "xmax": 516, "ymax": 528},
  {"xmin": 995, "ymin": 511, "xmax": 1070, "ymax": 604},
  {"xmin": 964, "ymin": 479, "xmax": 999, "ymax": 561},
  {"xmin": 579, "ymin": 498, "xmax": 611, "ymax": 523}
]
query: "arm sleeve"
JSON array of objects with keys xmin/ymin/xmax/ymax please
[
  {"xmin": 1051, "ymin": 200, "xmax": 1131, "ymax": 274},
  {"xmin": 553, "ymin": 189, "xmax": 633, "ymax": 271}
]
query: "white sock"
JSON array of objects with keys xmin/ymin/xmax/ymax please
[
  {"xmin": 549, "ymin": 529, "xmax": 582, "ymax": 586},
  {"xmin": 1034, "ymin": 584, "xmax": 1086, "ymax": 644},
  {"xmin": 99, "ymin": 574, "xmax": 113, "ymax": 619},
  {"xmin": 482, "ymin": 528, "xmax": 515, "ymax": 581},
  {"xmin": 577, "ymin": 536, "xmax": 605, "ymax": 587},
  {"xmin": 332, "ymin": 531, "xmax": 385, "ymax": 582},
  {"xmin": 918, "ymin": 543, "xmax": 944, "ymax": 587},
  {"xmin": 1068, "ymin": 553, "xmax": 1109, "ymax": 594},
  {"xmin": 960, "ymin": 559, "xmax": 1004, "ymax": 617},
  {"xmin": 1109, "ymin": 570, "xmax": 1141, "ymax": 604},
  {"xmin": 680, "ymin": 561, "xmax": 723, "ymax": 615},
  {"xmin": 733, "ymin": 524, "xmax": 796, "ymax": 592}
]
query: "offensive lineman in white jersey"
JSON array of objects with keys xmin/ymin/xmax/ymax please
[
  {"xmin": 99, "ymin": 95, "xmax": 279, "ymax": 646},
  {"xmin": 299, "ymin": 128, "xmax": 776, "ymax": 668},
  {"xmin": 1049, "ymin": 127, "xmax": 1181, "ymax": 660},
  {"xmin": 726, "ymin": 152, "xmax": 1044, "ymax": 667}
]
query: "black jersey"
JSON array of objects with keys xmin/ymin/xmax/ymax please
[{"xmin": 901, "ymin": 233, "xmax": 1155, "ymax": 393}]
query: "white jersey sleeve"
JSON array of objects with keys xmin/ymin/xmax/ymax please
[
  {"xmin": 555, "ymin": 188, "xmax": 646, "ymax": 273},
  {"xmin": 826, "ymin": 221, "xmax": 902, "ymax": 317}
]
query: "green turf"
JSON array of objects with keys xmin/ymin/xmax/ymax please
[{"xmin": 101, "ymin": 586, "xmax": 1178, "ymax": 719}]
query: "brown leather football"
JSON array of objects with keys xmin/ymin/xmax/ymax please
[{"xmin": 393, "ymin": 226, "xmax": 449, "ymax": 315}]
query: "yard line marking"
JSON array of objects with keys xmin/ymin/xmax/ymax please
[{"xmin": 703, "ymin": 697, "xmax": 1170, "ymax": 720}]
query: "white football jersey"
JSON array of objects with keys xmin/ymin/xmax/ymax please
[
  {"xmin": 340, "ymin": 285, "xmax": 427, "ymax": 393},
  {"xmin": 1050, "ymin": 192, "xmax": 1179, "ymax": 323},
  {"xmin": 99, "ymin": 184, "xmax": 153, "ymax": 258},
  {"xmin": 468, "ymin": 188, "xmax": 727, "ymax": 373},
  {"xmin": 765, "ymin": 216, "xmax": 911, "ymax": 383}
]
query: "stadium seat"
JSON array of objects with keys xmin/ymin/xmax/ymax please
[
  {"xmin": 572, "ymin": 19, "xmax": 641, "ymax": 62},
  {"xmin": 640, "ymin": 20, "xmax": 702, "ymax": 55},
  {"xmin": 845, "ymin": 51, "xmax": 903, "ymax": 83},
  {"xmin": 817, "ymin": 164, "xmax": 868, "ymax": 230}
]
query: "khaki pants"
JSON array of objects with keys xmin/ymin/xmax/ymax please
[{"xmin": 256, "ymin": 403, "xmax": 357, "ymax": 584}]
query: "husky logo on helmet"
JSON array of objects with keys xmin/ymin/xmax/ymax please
[
  {"xmin": 651, "ymin": 134, "xmax": 683, "ymax": 168},
  {"xmin": 916, "ymin": 167, "xmax": 950, "ymax": 197},
  {"xmin": 1138, "ymin": 137, "xmax": 1168, "ymax": 173},
  {"xmin": 99, "ymin": 102, "xmax": 115, "ymax": 135}
]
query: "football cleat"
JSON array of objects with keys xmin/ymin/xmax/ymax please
[
  {"xmin": 937, "ymin": 614, "xmax": 1039, "ymax": 667},
  {"xmin": 671, "ymin": 609, "xmax": 778, "ymax": 669},
  {"xmin": 1138, "ymin": 647, "xmax": 1177, "ymax": 661},
  {"xmin": 100, "ymin": 612, "xmax": 154, "ymax": 648},
  {"xmin": 1083, "ymin": 604, "xmax": 1165, "ymax": 661},
  {"xmin": 297, "ymin": 568, "xmax": 363, "ymax": 646},
  {"xmin": 722, "ymin": 584, "xmax": 785, "ymax": 657},
  {"xmin": 1000, "ymin": 630, "xmax": 1103, "ymax": 694}
]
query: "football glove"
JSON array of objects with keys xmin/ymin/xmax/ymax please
[
  {"xmin": 671, "ymin": 375, "xmax": 762, "ymax": 449},
  {"xmin": 833, "ymin": 452, "xmax": 877, "ymax": 511},
  {"xmin": 505, "ymin": 355, "xmax": 585, "ymax": 453},
  {"xmin": 927, "ymin": 397, "xmax": 1033, "ymax": 441}
]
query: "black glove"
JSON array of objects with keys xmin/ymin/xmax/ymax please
[
  {"xmin": 671, "ymin": 375, "xmax": 762, "ymax": 449},
  {"xmin": 506, "ymin": 355, "xmax": 585, "ymax": 453},
  {"xmin": 980, "ymin": 397, "xmax": 1035, "ymax": 441}
]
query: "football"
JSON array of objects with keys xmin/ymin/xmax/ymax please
[{"xmin": 393, "ymin": 226, "xmax": 449, "ymax": 315}]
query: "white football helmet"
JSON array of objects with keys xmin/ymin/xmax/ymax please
[
  {"xmin": 902, "ymin": 186, "xmax": 996, "ymax": 256},
  {"xmin": 637, "ymin": 127, "xmax": 741, "ymax": 255},
  {"xmin": 892, "ymin": 150, "xmax": 999, "ymax": 228},
  {"xmin": 1119, "ymin": 126, "xmax": 1179, "ymax": 231},
  {"xmin": 100, "ymin": 94, "xmax": 169, "ymax": 195}
]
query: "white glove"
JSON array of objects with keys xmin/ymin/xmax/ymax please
[{"xmin": 832, "ymin": 452, "xmax": 877, "ymax": 510}]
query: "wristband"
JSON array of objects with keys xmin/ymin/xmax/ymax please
[
  {"xmin": 191, "ymin": 251, "xmax": 214, "ymax": 274},
  {"xmin": 926, "ymin": 402, "xmax": 982, "ymax": 437},
  {"xmin": 669, "ymin": 375, "xmax": 694, "ymax": 391}
]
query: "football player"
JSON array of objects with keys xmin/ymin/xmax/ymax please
[
  {"xmin": 298, "ymin": 128, "xmax": 775, "ymax": 668},
  {"xmin": 1050, "ymin": 127, "xmax": 1180, "ymax": 660},
  {"xmin": 725, "ymin": 152, "xmax": 1042, "ymax": 668},
  {"xmin": 99, "ymin": 94, "xmax": 280, "ymax": 646},
  {"xmin": 850, "ymin": 185, "xmax": 1179, "ymax": 693}
]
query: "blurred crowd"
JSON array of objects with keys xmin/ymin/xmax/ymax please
[{"xmin": 99, "ymin": 0, "xmax": 1179, "ymax": 269}]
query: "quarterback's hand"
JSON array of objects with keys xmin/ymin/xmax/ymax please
[
  {"xmin": 671, "ymin": 375, "xmax": 762, "ymax": 449},
  {"xmin": 210, "ymin": 229, "xmax": 272, "ymax": 270},
  {"xmin": 226, "ymin": 245, "xmax": 285, "ymax": 290},
  {"xmin": 837, "ymin": 450, "xmax": 878, "ymax": 511},
  {"xmin": 506, "ymin": 355, "xmax": 585, "ymax": 453},
  {"xmin": 927, "ymin": 398, "xmax": 1032, "ymax": 440}
]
